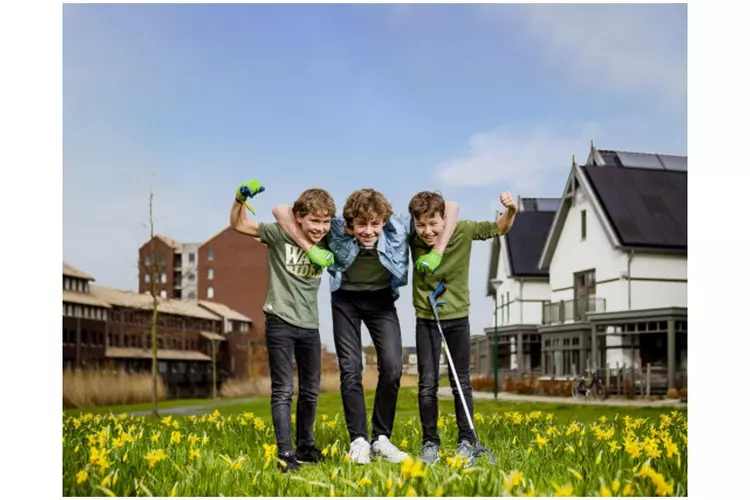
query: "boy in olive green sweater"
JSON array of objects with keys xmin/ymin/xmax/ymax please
[{"xmin": 408, "ymin": 191, "xmax": 517, "ymax": 464}]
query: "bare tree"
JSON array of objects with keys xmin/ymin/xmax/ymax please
[{"xmin": 149, "ymin": 175, "xmax": 160, "ymax": 418}]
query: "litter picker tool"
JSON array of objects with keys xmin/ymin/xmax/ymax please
[{"xmin": 428, "ymin": 280, "xmax": 496, "ymax": 465}]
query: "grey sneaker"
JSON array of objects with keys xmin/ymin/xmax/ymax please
[
  {"xmin": 456, "ymin": 440, "xmax": 474, "ymax": 461},
  {"xmin": 420, "ymin": 441, "xmax": 440, "ymax": 464}
]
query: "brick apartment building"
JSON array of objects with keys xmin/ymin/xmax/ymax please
[
  {"xmin": 138, "ymin": 227, "xmax": 269, "ymax": 353},
  {"xmin": 63, "ymin": 262, "xmax": 254, "ymax": 396}
]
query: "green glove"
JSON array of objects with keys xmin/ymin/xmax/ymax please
[
  {"xmin": 415, "ymin": 250, "xmax": 442, "ymax": 274},
  {"xmin": 307, "ymin": 246, "xmax": 334, "ymax": 269},
  {"xmin": 236, "ymin": 179, "xmax": 265, "ymax": 202}
]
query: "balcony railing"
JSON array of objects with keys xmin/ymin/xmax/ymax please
[{"xmin": 542, "ymin": 298, "xmax": 606, "ymax": 325}]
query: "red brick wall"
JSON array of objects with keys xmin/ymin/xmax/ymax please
[
  {"xmin": 199, "ymin": 227, "xmax": 269, "ymax": 378},
  {"xmin": 138, "ymin": 238, "xmax": 175, "ymax": 298}
]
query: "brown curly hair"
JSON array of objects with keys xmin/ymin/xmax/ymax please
[
  {"xmin": 293, "ymin": 188, "xmax": 336, "ymax": 218},
  {"xmin": 408, "ymin": 191, "xmax": 446, "ymax": 220},
  {"xmin": 342, "ymin": 188, "xmax": 393, "ymax": 225}
]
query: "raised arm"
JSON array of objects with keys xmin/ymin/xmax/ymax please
[
  {"xmin": 496, "ymin": 192, "xmax": 518, "ymax": 235},
  {"xmin": 272, "ymin": 205, "xmax": 315, "ymax": 252},
  {"xmin": 432, "ymin": 201, "xmax": 459, "ymax": 254},
  {"xmin": 414, "ymin": 200, "xmax": 459, "ymax": 275},
  {"xmin": 229, "ymin": 180, "xmax": 264, "ymax": 239}
]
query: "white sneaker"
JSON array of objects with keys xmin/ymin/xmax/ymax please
[
  {"xmin": 371, "ymin": 435, "xmax": 410, "ymax": 463},
  {"xmin": 348, "ymin": 437, "xmax": 371, "ymax": 464}
]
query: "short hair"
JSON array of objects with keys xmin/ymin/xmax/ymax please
[
  {"xmin": 408, "ymin": 191, "xmax": 446, "ymax": 220},
  {"xmin": 342, "ymin": 189, "xmax": 393, "ymax": 225},
  {"xmin": 292, "ymin": 188, "xmax": 336, "ymax": 218}
]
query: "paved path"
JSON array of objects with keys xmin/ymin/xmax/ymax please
[
  {"xmin": 128, "ymin": 396, "xmax": 262, "ymax": 417},
  {"xmin": 436, "ymin": 387, "xmax": 686, "ymax": 407},
  {"xmin": 125, "ymin": 388, "xmax": 685, "ymax": 417}
]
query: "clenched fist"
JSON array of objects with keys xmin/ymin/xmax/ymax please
[{"xmin": 500, "ymin": 192, "xmax": 517, "ymax": 213}]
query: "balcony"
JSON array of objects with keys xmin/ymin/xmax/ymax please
[{"xmin": 542, "ymin": 298, "xmax": 606, "ymax": 325}]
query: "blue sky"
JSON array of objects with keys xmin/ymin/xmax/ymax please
[{"xmin": 63, "ymin": 3, "xmax": 687, "ymax": 350}]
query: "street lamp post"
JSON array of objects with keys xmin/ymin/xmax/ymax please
[
  {"xmin": 490, "ymin": 278, "xmax": 502, "ymax": 400},
  {"xmin": 493, "ymin": 292, "xmax": 498, "ymax": 399}
]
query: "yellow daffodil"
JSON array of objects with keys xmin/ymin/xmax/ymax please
[
  {"xmin": 170, "ymin": 431, "xmax": 183, "ymax": 445},
  {"xmin": 552, "ymin": 482, "xmax": 574, "ymax": 496},
  {"xmin": 357, "ymin": 477, "xmax": 372, "ymax": 488},
  {"xmin": 76, "ymin": 470, "xmax": 88, "ymax": 485},
  {"xmin": 612, "ymin": 479, "xmax": 621, "ymax": 494},
  {"xmin": 535, "ymin": 434, "xmax": 549, "ymax": 448},
  {"xmin": 144, "ymin": 449, "xmax": 168, "ymax": 468}
]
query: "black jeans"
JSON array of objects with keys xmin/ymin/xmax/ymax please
[
  {"xmin": 416, "ymin": 316, "xmax": 475, "ymax": 446},
  {"xmin": 331, "ymin": 287, "xmax": 403, "ymax": 442},
  {"xmin": 265, "ymin": 313, "xmax": 321, "ymax": 454}
]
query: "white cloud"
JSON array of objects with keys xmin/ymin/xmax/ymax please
[
  {"xmin": 434, "ymin": 123, "xmax": 596, "ymax": 191},
  {"xmin": 522, "ymin": 4, "xmax": 687, "ymax": 107}
]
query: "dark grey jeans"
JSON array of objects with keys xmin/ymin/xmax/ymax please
[
  {"xmin": 331, "ymin": 287, "xmax": 403, "ymax": 442},
  {"xmin": 265, "ymin": 313, "xmax": 321, "ymax": 454},
  {"xmin": 416, "ymin": 316, "xmax": 475, "ymax": 446}
]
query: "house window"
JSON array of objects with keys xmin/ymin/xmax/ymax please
[
  {"xmin": 160, "ymin": 290, "xmax": 167, "ymax": 299},
  {"xmin": 64, "ymin": 277, "xmax": 70, "ymax": 290},
  {"xmin": 207, "ymin": 248, "xmax": 214, "ymax": 261},
  {"xmin": 145, "ymin": 273, "xmax": 150, "ymax": 283},
  {"xmin": 187, "ymin": 291, "xmax": 196, "ymax": 300},
  {"xmin": 189, "ymin": 253, "xmax": 195, "ymax": 264},
  {"xmin": 207, "ymin": 286, "xmax": 214, "ymax": 299},
  {"xmin": 581, "ymin": 210, "xmax": 587, "ymax": 240},
  {"xmin": 188, "ymin": 272, "xmax": 195, "ymax": 282},
  {"xmin": 573, "ymin": 269, "xmax": 596, "ymax": 320},
  {"xmin": 207, "ymin": 268, "xmax": 214, "ymax": 280},
  {"xmin": 160, "ymin": 273, "xmax": 167, "ymax": 284}
]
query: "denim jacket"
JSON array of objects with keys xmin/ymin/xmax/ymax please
[{"xmin": 327, "ymin": 213, "xmax": 413, "ymax": 300}]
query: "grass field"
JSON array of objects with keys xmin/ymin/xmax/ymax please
[{"xmin": 63, "ymin": 388, "xmax": 687, "ymax": 496}]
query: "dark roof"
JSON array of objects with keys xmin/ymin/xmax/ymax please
[
  {"xmin": 505, "ymin": 211, "xmax": 557, "ymax": 277},
  {"xmin": 596, "ymin": 149, "xmax": 687, "ymax": 172},
  {"xmin": 581, "ymin": 166, "xmax": 687, "ymax": 250}
]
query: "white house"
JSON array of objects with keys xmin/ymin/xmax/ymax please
[
  {"xmin": 536, "ymin": 144, "xmax": 687, "ymax": 389},
  {"xmin": 482, "ymin": 143, "xmax": 687, "ymax": 393},
  {"xmin": 484, "ymin": 197, "xmax": 560, "ymax": 376}
]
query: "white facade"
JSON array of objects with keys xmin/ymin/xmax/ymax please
[
  {"xmin": 547, "ymin": 173, "xmax": 687, "ymax": 315},
  {"xmin": 548, "ymin": 187, "xmax": 627, "ymax": 309},
  {"xmin": 628, "ymin": 254, "xmax": 687, "ymax": 309},
  {"xmin": 181, "ymin": 243, "xmax": 201, "ymax": 301},
  {"xmin": 490, "ymin": 238, "xmax": 551, "ymax": 328},
  {"xmin": 542, "ymin": 166, "xmax": 687, "ymax": 370}
]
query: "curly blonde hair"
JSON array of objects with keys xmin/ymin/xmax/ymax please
[
  {"xmin": 293, "ymin": 188, "xmax": 336, "ymax": 218},
  {"xmin": 342, "ymin": 188, "xmax": 393, "ymax": 225}
]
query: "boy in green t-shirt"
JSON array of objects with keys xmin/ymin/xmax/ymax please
[
  {"xmin": 407, "ymin": 191, "xmax": 517, "ymax": 464},
  {"xmin": 230, "ymin": 179, "xmax": 336, "ymax": 473}
]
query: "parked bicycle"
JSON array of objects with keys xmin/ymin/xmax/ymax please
[{"xmin": 571, "ymin": 369, "xmax": 606, "ymax": 401}]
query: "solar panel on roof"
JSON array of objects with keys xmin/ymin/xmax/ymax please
[
  {"xmin": 583, "ymin": 166, "xmax": 686, "ymax": 249},
  {"xmin": 616, "ymin": 152, "xmax": 665, "ymax": 170},
  {"xmin": 658, "ymin": 155, "xmax": 687, "ymax": 171},
  {"xmin": 535, "ymin": 198, "xmax": 561, "ymax": 212}
]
